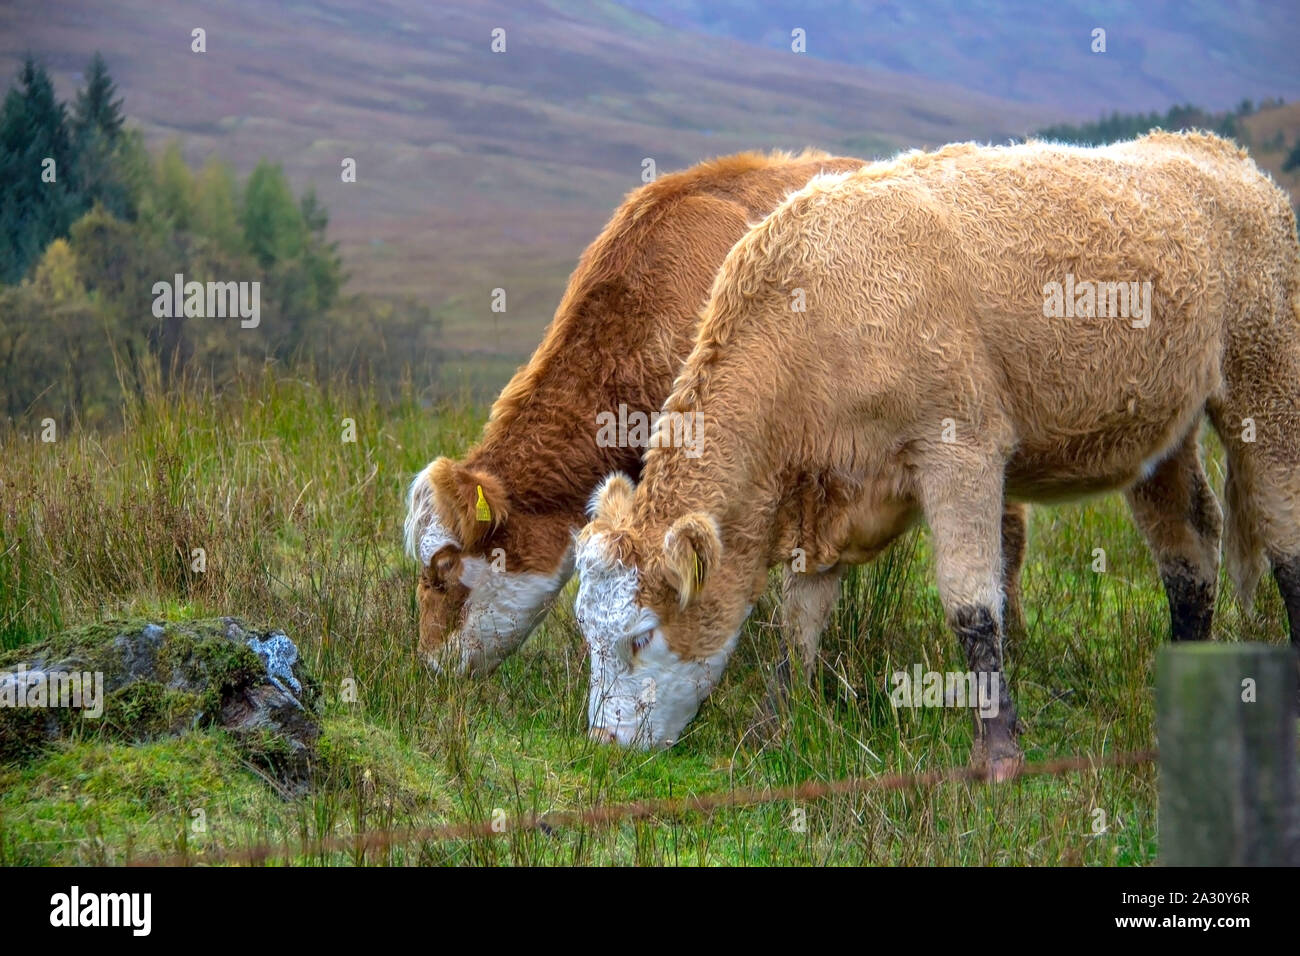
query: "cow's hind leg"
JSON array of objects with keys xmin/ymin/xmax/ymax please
[
  {"xmin": 1205, "ymin": 247, "xmax": 1300, "ymax": 695},
  {"xmin": 917, "ymin": 451, "xmax": 1021, "ymax": 780},
  {"xmin": 1124, "ymin": 430, "xmax": 1222, "ymax": 642},
  {"xmin": 1208, "ymin": 404, "xmax": 1300, "ymax": 649},
  {"xmin": 1210, "ymin": 386, "xmax": 1300, "ymax": 705},
  {"xmin": 1206, "ymin": 301, "xmax": 1300, "ymax": 650}
]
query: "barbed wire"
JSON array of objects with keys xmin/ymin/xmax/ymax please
[{"xmin": 131, "ymin": 748, "xmax": 1156, "ymax": 866}]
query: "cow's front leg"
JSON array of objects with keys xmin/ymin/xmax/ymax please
[
  {"xmin": 918, "ymin": 449, "xmax": 1022, "ymax": 780},
  {"xmin": 748, "ymin": 564, "xmax": 842, "ymax": 743},
  {"xmin": 1000, "ymin": 500, "xmax": 1029, "ymax": 658}
]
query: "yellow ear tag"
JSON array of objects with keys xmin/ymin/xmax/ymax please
[
  {"xmin": 475, "ymin": 484, "xmax": 492, "ymax": 522},
  {"xmin": 692, "ymin": 550, "xmax": 703, "ymax": 593}
]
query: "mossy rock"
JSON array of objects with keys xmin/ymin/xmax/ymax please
[{"xmin": 0, "ymin": 618, "xmax": 321, "ymax": 791}]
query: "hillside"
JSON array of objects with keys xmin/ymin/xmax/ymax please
[
  {"xmin": 0, "ymin": 0, "xmax": 1050, "ymax": 363},
  {"xmin": 1243, "ymin": 100, "xmax": 1300, "ymax": 199},
  {"xmin": 2, "ymin": 1, "xmax": 1297, "ymax": 380},
  {"xmin": 621, "ymin": 0, "xmax": 1300, "ymax": 115}
]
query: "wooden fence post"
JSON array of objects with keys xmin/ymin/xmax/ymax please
[{"xmin": 1157, "ymin": 642, "xmax": 1298, "ymax": 865}]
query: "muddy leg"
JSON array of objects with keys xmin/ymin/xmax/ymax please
[
  {"xmin": 918, "ymin": 454, "xmax": 1022, "ymax": 780},
  {"xmin": 1125, "ymin": 432, "xmax": 1222, "ymax": 643}
]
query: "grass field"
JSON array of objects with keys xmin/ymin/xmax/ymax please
[{"xmin": 0, "ymin": 370, "xmax": 1290, "ymax": 866}]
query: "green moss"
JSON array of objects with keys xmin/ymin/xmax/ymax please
[
  {"xmin": 154, "ymin": 621, "xmax": 266, "ymax": 717},
  {"xmin": 0, "ymin": 732, "xmax": 280, "ymax": 865},
  {"xmin": 101, "ymin": 681, "xmax": 203, "ymax": 740},
  {"xmin": 0, "ymin": 617, "xmax": 153, "ymax": 675},
  {"xmin": 0, "ymin": 705, "xmax": 66, "ymax": 763}
]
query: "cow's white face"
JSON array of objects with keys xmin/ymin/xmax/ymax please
[
  {"xmin": 406, "ymin": 465, "xmax": 573, "ymax": 676},
  {"xmin": 432, "ymin": 550, "xmax": 573, "ymax": 676},
  {"xmin": 575, "ymin": 532, "xmax": 737, "ymax": 749}
]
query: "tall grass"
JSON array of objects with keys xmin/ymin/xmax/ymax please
[{"xmin": 0, "ymin": 374, "xmax": 1287, "ymax": 864}]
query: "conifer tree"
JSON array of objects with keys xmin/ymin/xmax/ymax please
[
  {"xmin": 0, "ymin": 56, "xmax": 78, "ymax": 282},
  {"xmin": 72, "ymin": 51, "xmax": 124, "ymax": 142}
]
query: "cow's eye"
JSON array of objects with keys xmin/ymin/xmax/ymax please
[{"xmin": 631, "ymin": 630, "xmax": 652, "ymax": 656}]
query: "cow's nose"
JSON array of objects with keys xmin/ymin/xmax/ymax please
[{"xmin": 588, "ymin": 726, "xmax": 617, "ymax": 744}]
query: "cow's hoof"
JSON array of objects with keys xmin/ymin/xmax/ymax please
[
  {"xmin": 972, "ymin": 729, "xmax": 1024, "ymax": 782},
  {"xmin": 987, "ymin": 750, "xmax": 1025, "ymax": 783}
]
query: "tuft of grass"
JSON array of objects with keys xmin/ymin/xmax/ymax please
[{"xmin": 0, "ymin": 371, "xmax": 1287, "ymax": 864}]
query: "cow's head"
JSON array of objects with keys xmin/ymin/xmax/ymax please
[
  {"xmin": 574, "ymin": 473, "xmax": 748, "ymax": 749},
  {"xmin": 405, "ymin": 458, "xmax": 574, "ymax": 676}
]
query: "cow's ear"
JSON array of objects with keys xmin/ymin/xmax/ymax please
[
  {"xmin": 577, "ymin": 473, "xmax": 640, "ymax": 566},
  {"xmin": 588, "ymin": 472, "xmax": 636, "ymax": 524},
  {"xmin": 428, "ymin": 458, "xmax": 509, "ymax": 548},
  {"xmin": 658, "ymin": 513, "xmax": 721, "ymax": 609}
]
